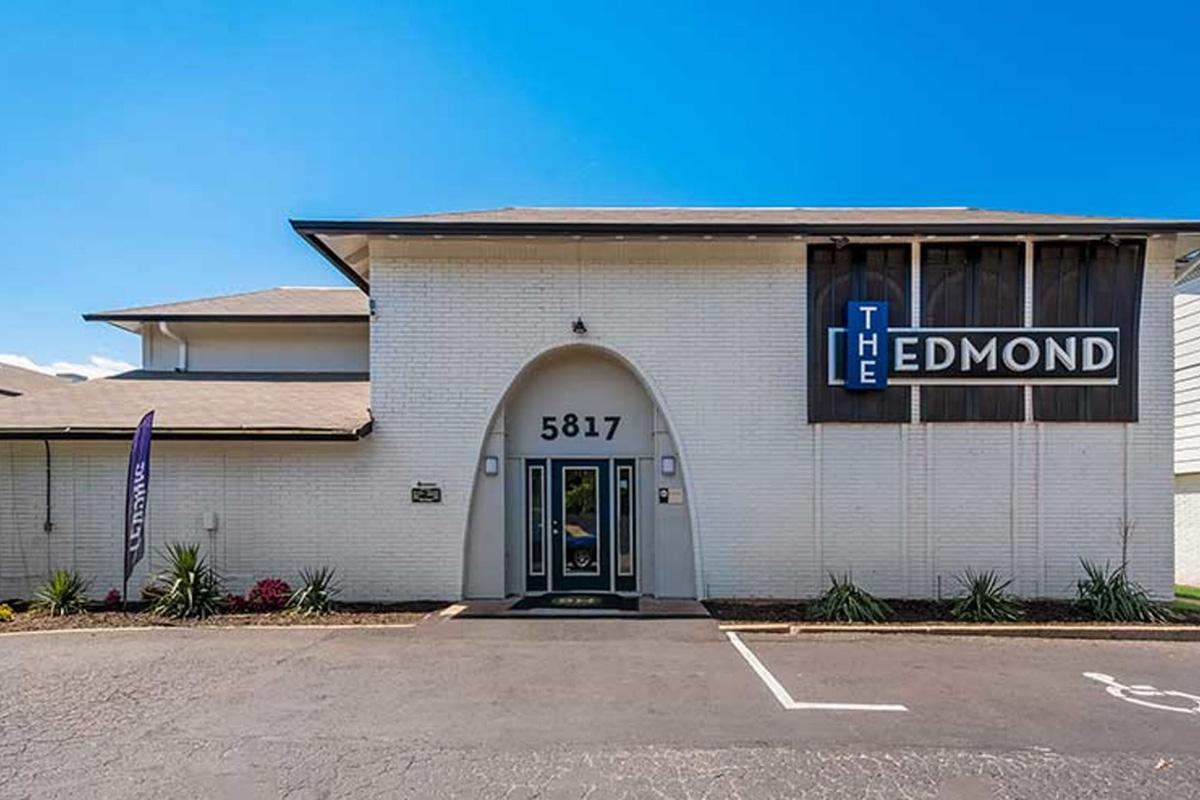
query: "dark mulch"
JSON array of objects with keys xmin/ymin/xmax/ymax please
[
  {"xmin": 703, "ymin": 599, "xmax": 1200, "ymax": 625},
  {"xmin": 0, "ymin": 601, "xmax": 448, "ymax": 633}
]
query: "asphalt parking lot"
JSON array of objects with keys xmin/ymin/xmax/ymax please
[{"xmin": 3, "ymin": 617, "xmax": 1200, "ymax": 798}]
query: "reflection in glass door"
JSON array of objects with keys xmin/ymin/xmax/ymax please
[{"xmin": 562, "ymin": 467, "xmax": 600, "ymax": 575}]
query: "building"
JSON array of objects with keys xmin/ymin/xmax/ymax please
[
  {"xmin": 2, "ymin": 207, "xmax": 1198, "ymax": 602},
  {"xmin": 1174, "ymin": 246, "xmax": 1200, "ymax": 587}
]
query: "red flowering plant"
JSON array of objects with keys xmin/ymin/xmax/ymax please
[
  {"xmin": 104, "ymin": 588, "xmax": 122, "ymax": 609},
  {"xmin": 245, "ymin": 578, "xmax": 292, "ymax": 613}
]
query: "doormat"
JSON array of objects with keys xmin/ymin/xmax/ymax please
[{"xmin": 510, "ymin": 593, "xmax": 640, "ymax": 612}]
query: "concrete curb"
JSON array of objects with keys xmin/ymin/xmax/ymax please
[
  {"xmin": 718, "ymin": 622, "xmax": 1200, "ymax": 641},
  {"xmin": 0, "ymin": 622, "xmax": 419, "ymax": 638}
]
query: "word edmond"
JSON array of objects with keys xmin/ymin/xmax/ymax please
[{"xmin": 892, "ymin": 331, "xmax": 1116, "ymax": 376}]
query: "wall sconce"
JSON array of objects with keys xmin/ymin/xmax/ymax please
[
  {"xmin": 660, "ymin": 455, "xmax": 677, "ymax": 476},
  {"xmin": 483, "ymin": 456, "xmax": 500, "ymax": 476},
  {"xmin": 572, "ymin": 317, "xmax": 588, "ymax": 335}
]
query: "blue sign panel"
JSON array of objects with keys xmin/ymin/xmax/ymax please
[{"xmin": 844, "ymin": 301, "xmax": 888, "ymax": 390}]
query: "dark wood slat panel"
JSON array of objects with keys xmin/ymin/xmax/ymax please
[
  {"xmin": 1033, "ymin": 241, "xmax": 1143, "ymax": 421},
  {"xmin": 807, "ymin": 244, "xmax": 911, "ymax": 423},
  {"xmin": 920, "ymin": 243, "xmax": 1025, "ymax": 422}
]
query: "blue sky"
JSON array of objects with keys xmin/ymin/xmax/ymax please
[{"xmin": 1, "ymin": 1, "xmax": 1197, "ymax": 373}]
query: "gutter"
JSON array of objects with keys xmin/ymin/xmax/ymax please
[
  {"xmin": 0, "ymin": 419, "xmax": 373, "ymax": 442},
  {"xmin": 292, "ymin": 218, "xmax": 1200, "ymax": 238}
]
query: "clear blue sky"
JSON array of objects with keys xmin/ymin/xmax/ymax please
[{"xmin": 1, "ymin": 1, "xmax": 1197, "ymax": 373}]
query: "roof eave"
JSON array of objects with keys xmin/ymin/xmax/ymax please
[
  {"xmin": 82, "ymin": 313, "xmax": 369, "ymax": 323},
  {"xmin": 289, "ymin": 222, "xmax": 371, "ymax": 293},
  {"xmin": 291, "ymin": 218, "xmax": 1200, "ymax": 237},
  {"xmin": 0, "ymin": 419, "xmax": 373, "ymax": 442},
  {"xmin": 293, "ymin": 218, "xmax": 1200, "ymax": 290}
]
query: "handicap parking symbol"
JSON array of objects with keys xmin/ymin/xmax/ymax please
[{"xmin": 1084, "ymin": 672, "xmax": 1200, "ymax": 716}]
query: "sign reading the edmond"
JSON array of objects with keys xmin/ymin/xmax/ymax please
[{"xmin": 831, "ymin": 302, "xmax": 1118, "ymax": 389}]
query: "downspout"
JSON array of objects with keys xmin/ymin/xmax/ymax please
[
  {"xmin": 43, "ymin": 440, "xmax": 52, "ymax": 534},
  {"xmin": 157, "ymin": 322, "xmax": 188, "ymax": 372}
]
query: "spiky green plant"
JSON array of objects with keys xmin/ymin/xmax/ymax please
[
  {"xmin": 950, "ymin": 569, "xmax": 1023, "ymax": 622},
  {"xmin": 808, "ymin": 573, "xmax": 891, "ymax": 623},
  {"xmin": 288, "ymin": 567, "xmax": 340, "ymax": 616},
  {"xmin": 33, "ymin": 570, "xmax": 91, "ymax": 616},
  {"xmin": 1076, "ymin": 559, "xmax": 1174, "ymax": 623},
  {"xmin": 150, "ymin": 543, "xmax": 223, "ymax": 619}
]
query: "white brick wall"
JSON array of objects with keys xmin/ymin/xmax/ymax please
[
  {"xmin": 365, "ymin": 236, "xmax": 1174, "ymax": 600},
  {"xmin": 0, "ymin": 236, "xmax": 1175, "ymax": 601}
]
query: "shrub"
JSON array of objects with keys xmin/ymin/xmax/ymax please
[
  {"xmin": 246, "ymin": 578, "xmax": 292, "ymax": 612},
  {"xmin": 103, "ymin": 588, "xmax": 122, "ymax": 609},
  {"xmin": 950, "ymin": 570, "xmax": 1023, "ymax": 622},
  {"xmin": 32, "ymin": 570, "xmax": 91, "ymax": 616},
  {"xmin": 808, "ymin": 573, "xmax": 891, "ymax": 623},
  {"xmin": 289, "ymin": 567, "xmax": 339, "ymax": 616},
  {"xmin": 0, "ymin": 603, "xmax": 13, "ymax": 622},
  {"xmin": 1076, "ymin": 559, "xmax": 1174, "ymax": 623},
  {"xmin": 150, "ymin": 543, "xmax": 224, "ymax": 620}
]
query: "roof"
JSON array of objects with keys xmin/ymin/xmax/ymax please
[
  {"xmin": 0, "ymin": 363, "xmax": 71, "ymax": 397},
  {"xmin": 376, "ymin": 206, "xmax": 1200, "ymax": 226},
  {"xmin": 84, "ymin": 287, "xmax": 368, "ymax": 331},
  {"xmin": 292, "ymin": 206, "xmax": 1200, "ymax": 291},
  {"xmin": 0, "ymin": 371, "xmax": 371, "ymax": 440}
]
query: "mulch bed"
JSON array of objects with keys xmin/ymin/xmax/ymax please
[
  {"xmin": 703, "ymin": 599, "xmax": 1200, "ymax": 625},
  {"xmin": 0, "ymin": 602, "xmax": 447, "ymax": 633}
]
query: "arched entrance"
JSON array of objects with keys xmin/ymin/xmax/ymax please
[{"xmin": 463, "ymin": 345, "xmax": 696, "ymax": 599}]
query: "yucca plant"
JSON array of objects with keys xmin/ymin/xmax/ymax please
[
  {"xmin": 32, "ymin": 569, "xmax": 91, "ymax": 616},
  {"xmin": 1076, "ymin": 559, "xmax": 1174, "ymax": 623},
  {"xmin": 150, "ymin": 543, "xmax": 224, "ymax": 620},
  {"xmin": 808, "ymin": 573, "xmax": 891, "ymax": 623},
  {"xmin": 289, "ymin": 567, "xmax": 340, "ymax": 616},
  {"xmin": 950, "ymin": 569, "xmax": 1023, "ymax": 622}
]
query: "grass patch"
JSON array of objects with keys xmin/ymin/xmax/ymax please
[{"xmin": 1176, "ymin": 585, "xmax": 1200, "ymax": 602}]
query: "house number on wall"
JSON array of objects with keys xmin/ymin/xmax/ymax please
[{"xmin": 541, "ymin": 414, "xmax": 621, "ymax": 441}]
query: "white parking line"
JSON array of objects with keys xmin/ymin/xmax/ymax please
[{"xmin": 726, "ymin": 631, "xmax": 908, "ymax": 712}]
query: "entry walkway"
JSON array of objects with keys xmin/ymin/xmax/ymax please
[{"xmin": 452, "ymin": 596, "xmax": 710, "ymax": 618}]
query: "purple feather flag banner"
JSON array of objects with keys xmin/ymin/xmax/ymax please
[{"xmin": 123, "ymin": 410, "xmax": 154, "ymax": 589}]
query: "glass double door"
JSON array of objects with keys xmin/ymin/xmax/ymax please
[{"xmin": 525, "ymin": 458, "xmax": 637, "ymax": 593}]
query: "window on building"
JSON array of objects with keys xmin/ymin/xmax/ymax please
[
  {"xmin": 807, "ymin": 244, "xmax": 911, "ymax": 423},
  {"xmin": 1033, "ymin": 240, "xmax": 1143, "ymax": 422},
  {"xmin": 921, "ymin": 243, "xmax": 1025, "ymax": 422}
]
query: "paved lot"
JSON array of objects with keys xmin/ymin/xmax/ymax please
[{"xmin": 3, "ymin": 618, "xmax": 1200, "ymax": 798}]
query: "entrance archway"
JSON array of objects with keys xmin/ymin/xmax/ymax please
[{"xmin": 462, "ymin": 344, "xmax": 697, "ymax": 599}]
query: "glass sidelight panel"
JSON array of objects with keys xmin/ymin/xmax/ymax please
[
  {"xmin": 528, "ymin": 465, "xmax": 545, "ymax": 577},
  {"xmin": 562, "ymin": 467, "xmax": 600, "ymax": 575},
  {"xmin": 616, "ymin": 464, "xmax": 634, "ymax": 577}
]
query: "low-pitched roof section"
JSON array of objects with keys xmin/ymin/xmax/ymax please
[
  {"xmin": 0, "ymin": 363, "xmax": 71, "ymax": 397},
  {"xmin": 84, "ymin": 287, "xmax": 368, "ymax": 331},
  {"xmin": 0, "ymin": 372, "xmax": 371, "ymax": 440},
  {"xmin": 292, "ymin": 206, "xmax": 1200, "ymax": 291}
]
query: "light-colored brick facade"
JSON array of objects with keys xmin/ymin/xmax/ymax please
[{"xmin": 0, "ymin": 235, "xmax": 1177, "ymax": 601}]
